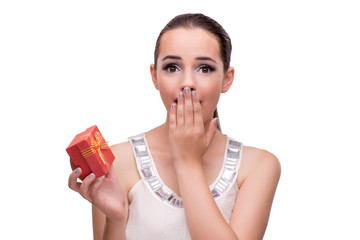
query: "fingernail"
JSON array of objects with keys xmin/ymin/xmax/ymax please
[
  {"xmin": 88, "ymin": 173, "xmax": 95, "ymax": 179},
  {"xmin": 184, "ymin": 88, "xmax": 190, "ymax": 94},
  {"xmin": 179, "ymin": 93, "xmax": 184, "ymax": 99},
  {"xmin": 192, "ymin": 91, "xmax": 196, "ymax": 98},
  {"xmin": 74, "ymin": 168, "xmax": 80, "ymax": 174},
  {"xmin": 215, "ymin": 118, "xmax": 219, "ymax": 126},
  {"xmin": 96, "ymin": 178, "xmax": 102, "ymax": 183},
  {"xmin": 171, "ymin": 103, "xmax": 176, "ymax": 109}
]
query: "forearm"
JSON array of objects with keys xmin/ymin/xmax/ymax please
[
  {"xmin": 101, "ymin": 218, "xmax": 126, "ymax": 240},
  {"xmin": 176, "ymin": 161, "xmax": 239, "ymax": 240}
]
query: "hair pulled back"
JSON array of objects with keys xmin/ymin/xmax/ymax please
[{"xmin": 153, "ymin": 13, "xmax": 232, "ymax": 72}]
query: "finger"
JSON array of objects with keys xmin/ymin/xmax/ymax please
[
  {"xmin": 90, "ymin": 177, "xmax": 103, "ymax": 202},
  {"xmin": 105, "ymin": 164, "xmax": 117, "ymax": 179},
  {"xmin": 169, "ymin": 102, "xmax": 177, "ymax": 132},
  {"xmin": 184, "ymin": 87, "xmax": 194, "ymax": 127},
  {"xmin": 206, "ymin": 118, "xmax": 218, "ymax": 145},
  {"xmin": 192, "ymin": 91, "xmax": 203, "ymax": 128},
  {"xmin": 177, "ymin": 92, "xmax": 184, "ymax": 128},
  {"xmin": 79, "ymin": 173, "xmax": 96, "ymax": 200},
  {"xmin": 68, "ymin": 167, "xmax": 82, "ymax": 192}
]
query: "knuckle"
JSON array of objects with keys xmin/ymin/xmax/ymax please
[
  {"xmin": 68, "ymin": 180, "xmax": 73, "ymax": 190},
  {"xmin": 174, "ymin": 131, "xmax": 181, "ymax": 138},
  {"xmin": 90, "ymin": 190, "xmax": 96, "ymax": 200},
  {"xmin": 79, "ymin": 188, "xmax": 89, "ymax": 200},
  {"xmin": 184, "ymin": 130, "xmax": 193, "ymax": 138},
  {"xmin": 185, "ymin": 109, "xmax": 192, "ymax": 115},
  {"xmin": 78, "ymin": 190, "xmax": 85, "ymax": 199},
  {"xmin": 194, "ymin": 106, "xmax": 201, "ymax": 113},
  {"xmin": 68, "ymin": 176, "xmax": 76, "ymax": 190},
  {"xmin": 194, "ymin": 130, "xmax": 202, "ymax": 137},
  {"xmin": 79, "ymin": 183, "xmax": 88, "ymax": 196}
]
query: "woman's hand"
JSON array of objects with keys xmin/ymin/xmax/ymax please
[
  {"xmin": 168, "ymin": 87, "xmax": 218, "ymax": 168},
  {"xmin": 68, "ymin": 165, "xmax": 126, "ymax": 222}
]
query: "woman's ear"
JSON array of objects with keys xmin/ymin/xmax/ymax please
[
  {"xmin": 150, "ymin": 64, "xmax": 159, "ymax": 90},
  {"xmin": 221, "ymin": 67, "xmax": 234, "ymax": 93}
]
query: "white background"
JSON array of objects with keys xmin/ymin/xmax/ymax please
[{"xmin": 1, "ymin": 0, "xmax": 359, "ymax": 239}]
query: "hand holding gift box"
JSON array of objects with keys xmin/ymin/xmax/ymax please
[{"xmin": 66, "ymin": 125, "xmax": 115, "ymax": 180}]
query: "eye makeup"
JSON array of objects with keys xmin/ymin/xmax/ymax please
[
  {"xmin": 197, "ymin": 64, "xmax": 216, "ymax": 73},
  {"xmin": 162, "ymin": 63, "xmax": 181, "ymax": 73}
]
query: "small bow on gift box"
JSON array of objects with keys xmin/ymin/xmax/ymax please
[{"xmin": 81, "ymin": 131, "xmax": 110, "ymax": 166}]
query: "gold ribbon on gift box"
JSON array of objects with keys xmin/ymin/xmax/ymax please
[{"xmin": 81, "ymin": 131, "xmax": 110, "ymax": 166}]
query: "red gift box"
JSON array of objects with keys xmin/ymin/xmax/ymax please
[{"xmin": 66, "ymin": 125, "xmax": 115, "ymax": 180}]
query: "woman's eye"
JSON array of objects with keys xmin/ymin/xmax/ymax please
[
  {"xmin": 201, "ymin": 67, "xmax": 210, "ymax": 73},
  {"xmin": 198, "ymin": 65, "xmax": 215, "ymax": 73},
  {"xmin": 168, "ymin": 66, "xmax": 177, "ymax": 72},
  {"xmin": 163, "ymin": 64, "xmax": 180, "ymax": 73}
]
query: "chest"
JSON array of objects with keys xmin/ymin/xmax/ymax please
[
  {"xmin": 149, "ymin": 146, "xmax": 225, "ymax": 197},
  {"xmin": 128, "ymin": 133, "xmax": 243, "ymax": 211}
]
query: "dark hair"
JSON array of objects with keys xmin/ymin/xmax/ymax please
[
  {"xmin": 153, "ymin": 13, "xmax": 232, "ymax": 72},
  {"xmin": 154, "ymin": 13, "xmax": 232, "ymax": 131}
]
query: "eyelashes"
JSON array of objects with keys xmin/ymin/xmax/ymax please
[
  {"xmin": 197, "ymin": 64, "xmax": 216, "ymax": 73},
  {"xmin": 162, "ymin": 63, "xmax": 216, "ymax": 74},
  {"xmin": 162, "ymin": 63, "xmax": 180, "ymax": 73}
]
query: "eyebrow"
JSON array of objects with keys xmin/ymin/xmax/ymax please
[
  {"xmin": 162, "ymin": 55, "xmax": 182, "ymax": 61},
  {"xmin": 195, "ymin": 56, "xmax": 217, "ymax": 63},
  {"xmin": 162, "ymin": 55, "xmax": 217, "ymax": 63}
]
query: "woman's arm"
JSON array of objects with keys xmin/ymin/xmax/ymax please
[
  {"xmin": 93, "ymin": 142, "xmax": 140, "ymax": 239},
  {"xmin": 69, "ymin": 142, "xmax": 137, "ymax": 240},
  {"xmin": 92, "ymin": 205, "xmax": 106, "ymax": 239},
  {"xmin": 169, "ymin": 89, "xmax": 280, "ymax": 239},
  {"xmin": 175, "ymin": 148, "xmax": 280, "ymax": 240},
  {"xmin": 174, "ymin": 144, "xmax": 281, "ymax": 240},
  {"xmin": 69, "ymin": 163, "xmax": 127, "ymax": 240},
  {"xmin": 169, "ymin": 89, "xmax": 238, "ymax": 239},
  {"xmin": 177, "ymin": 145, "xmax": 281, "ymax": 240},
  {"xmin": 93, "ymin": 204, "xmax": 126, "ymax": 240},
  {"xmin": 230, "ymin": 148, "xmax": 281, "ymax": 239},
  {"xmin": 175, "ymin": 161, "xmax": 240, "ymax": 239}
]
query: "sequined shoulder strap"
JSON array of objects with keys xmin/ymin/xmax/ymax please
[
  {"xmin": 128, "ymin": 133, "xmax": 243, "ymax": 209},
  {"xmin": 209, "ymin": 137, "xmax": 243, "ymax": 198},
  {"xmin": 128, "ymin": 133, "xmax": 184, "ymax": 208}
]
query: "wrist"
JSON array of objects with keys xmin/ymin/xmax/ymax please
[
  {"xmin": 103, "ymin": 217, "xmax": 126, "ymax": 240},
  {"xmin": 105, "ymin": 216, "xmax": 126, "ymax": 228}
]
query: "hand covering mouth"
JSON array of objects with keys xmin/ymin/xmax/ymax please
[{"xmin": 174, "ymin": 98, "xmax": 202, "ymax": 104}]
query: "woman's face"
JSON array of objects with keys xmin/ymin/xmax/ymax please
[{"xmin": 151, "ymin": 27, "xmax": 233, "ymax": 125}]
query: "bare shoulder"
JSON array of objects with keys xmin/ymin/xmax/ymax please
[
  {"xmin": 231, "ymin": 146, "xmax": 281, "ymax": 239},
  {"xmin": 110, "ymin": 141, "xmax": 140, "ymax": 193},
  {"xmin": 242, "ymin": 146, "xmax": 280, "ymax": 169},
  {"xmin": 238, "ymin": 146, "xmax": 281, "ymax": 185}
]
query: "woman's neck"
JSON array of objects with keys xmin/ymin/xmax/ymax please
[{"xmin": 145, "ymin": 116, "xmax": 223, "ymax": 158}]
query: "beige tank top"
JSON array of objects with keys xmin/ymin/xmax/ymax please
[{"xmin": 126, "ymin": 133, "xmax": 243, "ymax": 240}]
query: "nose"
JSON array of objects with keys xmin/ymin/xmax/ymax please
[{"xmin": 179, "ymin": 71, "xmax": 196, "ymax": 91}]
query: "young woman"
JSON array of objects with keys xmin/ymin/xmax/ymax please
[{"xmin": 68, "ymin": 13, "xmax": 281, "ymax": 240}]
